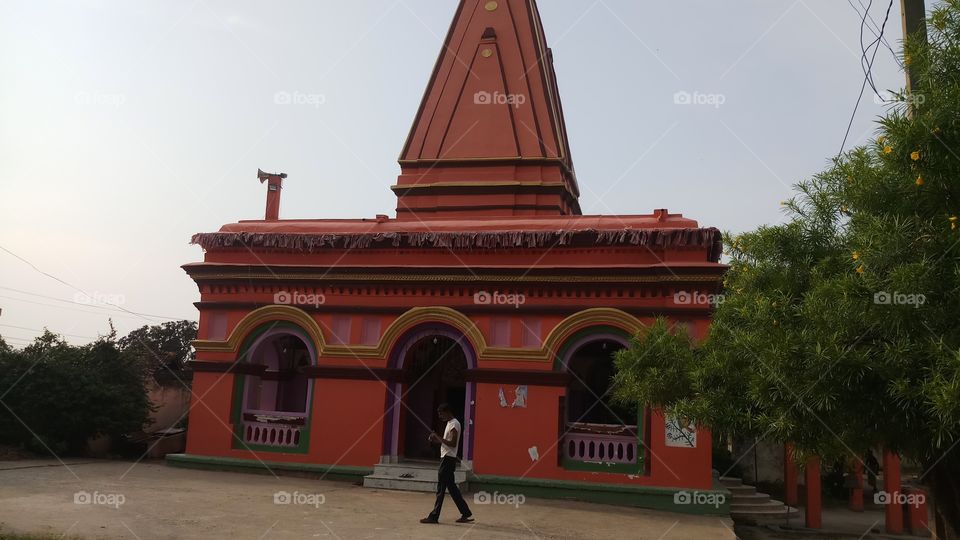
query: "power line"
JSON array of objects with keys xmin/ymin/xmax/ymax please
[
  {"xmin": 0, "ymin": 294, "xmax": 177, "ymax": 322},
  {"xmin": 859, "ymin": 0, "xmax": 897, "ymax": 99},
  {"xmin": 0, "ymin": 336, "xmax": 33, "ymax": 345},
  {"xmin": 838, "ymin": 0, "xmax": 897, "ymax": 157},
  {"xmin": 0, "ymin": 245, "xmax": 190, "ymax": 323},
  {"xmin": 0, "ymin": 324, "xmax": 98, "ymax": 341},
  {"xmin": 848, "ymin": 0, "xmax": 903, "ymax": 68},
  {"xmin": 0, "ymin": 285, "xmax": 183, "ymax": 321}
]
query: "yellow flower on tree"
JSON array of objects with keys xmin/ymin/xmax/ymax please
[
  {"xmin": 916, "ymin": 175, "xmax": 925, "ymax": 186},
  {"xmin": 911, "ymin": 151, "xmax": 922, "ymax": 161},
  {"xmin": 856, "ymin": 265, "xmax": 865, "ymax": 274},
  {"xmin": 883, "ymin": 146, "xmax": 893, "ymax": 155},
  {"xmin": 852, "ymin": 251, "xmax": 860, "ymax": 261},
  {"xmin": 951, "ymin": 216, "xmax": 959, "ymax": 230}
]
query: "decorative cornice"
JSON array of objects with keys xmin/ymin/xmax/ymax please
[
  {"xmin": 185, "ymin": 270, "xmax": 724, "ymax": 285},
  {"xmin": 398, "ymin": 156, "xmax": 565, "ymax": 166},
  {"xmin": 191, "ymin": 302, "xmax": 716, "ymax": 318},
  {"xmin": 189, "ymin": 228, "xmax": 724, "ymax": 262}
]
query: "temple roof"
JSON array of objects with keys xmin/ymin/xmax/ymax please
[
  {"xmin": 220, "ymin": 211, "xmax": 698, "ymax": 233},
  {"xmin": 190, "ymin": 211, "xmax": 724, "ymax": 263},
  {"xmin": 394, "ymin": 0, "xmax": 581, "ymax": 218}
]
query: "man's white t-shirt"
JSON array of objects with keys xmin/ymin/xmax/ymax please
[{"xmin": 440, "ymin": 418, "xmax": 461, "ymax": 459}]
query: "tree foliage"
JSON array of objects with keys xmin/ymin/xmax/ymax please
[
  {"xmin": 117, "ymin": 320, "xmax": 197, "ymax": 376},
  {"xmin": 0, "ymin": 331, "xmax": 154, "ymax": 455},
  {"xmin": 613, "ymin": 2, "xmax": 960, "ymax": 535}
]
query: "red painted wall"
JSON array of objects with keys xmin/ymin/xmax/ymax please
[
  {"xmin": 471, "ymin": 383, "xmax": 712, "ymax": 490},
  {"xmin": 184, "ymin": 299, "xmax": 716, "ymax": 488}
]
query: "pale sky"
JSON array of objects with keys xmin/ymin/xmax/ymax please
[{"xmin": 0, "ymin": 0, "xmax": 919, "ymax": 347}]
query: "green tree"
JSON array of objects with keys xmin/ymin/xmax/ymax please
[
  {"xmin": 0, "ymin": 331, "xmax": 154, "ymax": 455},
  {"xmin": 612, "ymin": 2, "xmax": 960, "ymax": 536},
  {"xmin": 117, "ymin": 320, "xmax": 197, "ymax": 377}
]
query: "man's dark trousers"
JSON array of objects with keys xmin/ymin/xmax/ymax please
[{"xmin": 428, "ymin": 456, "xmax": 471, "ymax": 520}]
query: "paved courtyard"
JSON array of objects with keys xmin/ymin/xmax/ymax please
[{"xmin": 0, "ymin": 459, "xmax": 735, "ymax": 540}]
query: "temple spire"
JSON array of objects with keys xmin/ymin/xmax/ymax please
[{"xmin": 394, "ymin": 0, "xmax": 581, "ymax": 219}]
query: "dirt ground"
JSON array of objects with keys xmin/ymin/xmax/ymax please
[{"xmin": 0, "ymin": 459, "xmax": 736, "ymax": 540}]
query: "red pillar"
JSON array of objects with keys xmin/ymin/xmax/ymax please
[
  {"xmin": 903, "ymin": 486, "xmax": 929, "ymax": 535},
  {"xmin": 805, "ymin": 456, "xmax": 822, "ymax": 529},
  {"xmin": 849, "ymin": 460, "xmax": 864, "ymax": 512},
  {"xmin": 784, "ymin": 444, "xmax": 798, "ymax": 507},
  {"xmin": 883, "ymin": 451, "xmax": 904, "ymax": 534}
]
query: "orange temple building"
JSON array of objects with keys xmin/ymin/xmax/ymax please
[{"xmin": 170, "ymin": 0, "xmax": 728, "ymax": 514}]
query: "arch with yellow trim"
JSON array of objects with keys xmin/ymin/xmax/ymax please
[
  {"xmin": 194, "ymin": 306, "xmax": 645, "ymax": 366},
  {"xmin": 227, "ymin": 311, "xmax": 321, "ymax": 454}
]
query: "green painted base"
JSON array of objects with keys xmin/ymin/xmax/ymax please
[
  {"xmin": 166, "ymin": 454, "xmax": 729, "ymax": 517},
  {"xmin": 165, "ymin": 453, "xmax": 372, "ymax": 482},
  {"xmin": 468, "ymin": 474, "xmax": 731, "ymax": 516}
]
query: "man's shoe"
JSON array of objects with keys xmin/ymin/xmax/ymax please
[
  {"xmin": 456, "ymin": 516, "xmax": 474, "ymax": 523},
  {"xmin": 420, "ymin": 517, "xmax": 439, "ymax": 524}
]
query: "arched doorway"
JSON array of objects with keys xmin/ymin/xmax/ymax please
[
  {"xmin": 565, "ymin": 338, "xmax": 632, "ymax": 425},
  {"xmin": 560, "ymin": 333, "xmax": 644, "ymax": 471},
  {"xmin": 233, "ymin": 325, "xmax": 316, "ymax": 452},
  {"xmin": 384, "ymin": 325, "xmax": 476, "ymax": 462}
]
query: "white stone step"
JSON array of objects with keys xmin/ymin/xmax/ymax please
[
  {"xmin": 731, "ymin": 492, "xmax": 770, "ymax": 505},
  {"xmin": 371, "ymin": 464, "xmax": 467, "ymax": 483},
  {"xmin": 731, "ymin": 499, "xmax": 790, "ymax": 513},
  {"xmin": 731, "ymin": 504, "xmax": 801, "ymax": 520},
  {"xmin": 363, "ymin": 461, "xmax": 470, "ymax": 493},
  {"xmin": 719, "ymin": 476, "xmax": 743, "ymax": 487},
  {"xmin": 721, "ymin": 478, "xmax": 802, "ymax": 523},
  {"xmin": 363, "ymin": 474, "xmax": 468, "ymax": 493},
  {"xmin": 727, "ymin": 484, "xmax": 757, "ymax": 496}
]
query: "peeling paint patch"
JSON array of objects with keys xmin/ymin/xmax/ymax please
[
  {"xmin": 528, "ymin": 446, "xmax": 539, "ymax": 462},
  {"xmin": 498, "ymin": 387, "xmax": 508, "ymax": 407},
  {"xmin": 511, "ymin": 385, "xmax": 528, "ymax": 408}
]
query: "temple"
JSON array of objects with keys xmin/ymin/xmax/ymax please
[{"xmin": 173, "ymin": 0, "xmax": 727, "ymax": 513}]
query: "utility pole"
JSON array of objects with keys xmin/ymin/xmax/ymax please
[{"xmin": 900, "ymin": 0, "xmax": 927, "ymax": 93}]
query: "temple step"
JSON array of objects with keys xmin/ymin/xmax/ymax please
[
  {"xmin": 362, "ymin": 461, "xmax": 469, "ymax": 493},
  {"xmin": 721, "ymin": 477, "xmax": 802, "ymax": 524}
]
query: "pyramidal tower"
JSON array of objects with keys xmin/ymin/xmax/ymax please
[{"xmin": 395, "ymin": 0, "xmax": 580, "ymax": 218}]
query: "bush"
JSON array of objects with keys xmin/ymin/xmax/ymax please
[{"xmin": 0, "ymin": 332, "xmax": 153, "ymax": 455}]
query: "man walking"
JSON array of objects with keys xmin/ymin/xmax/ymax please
[{"xmin": 420, "ymin": 403, "xmax": 474, "ymax": 524}]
